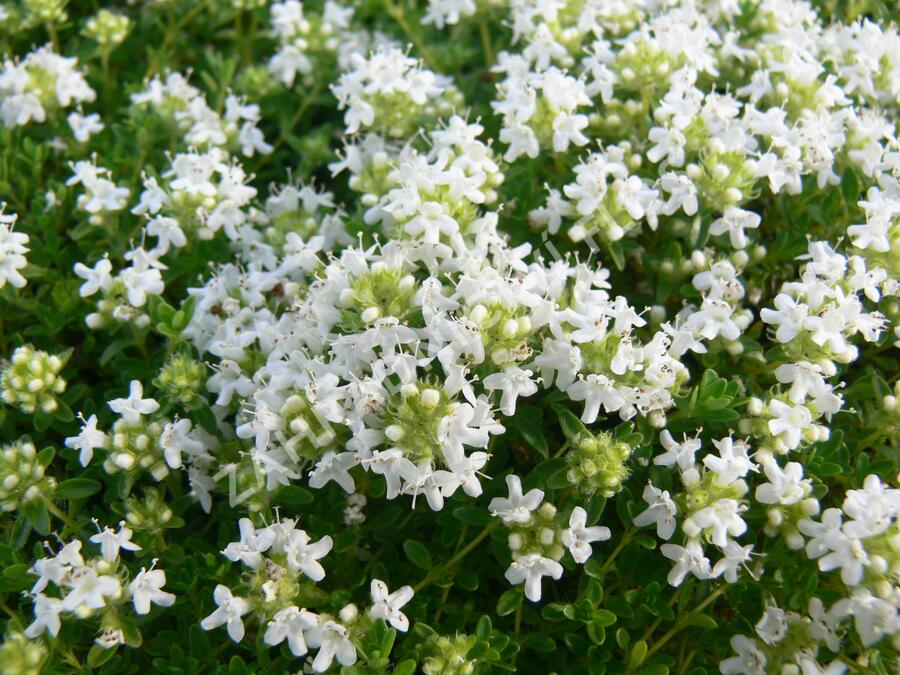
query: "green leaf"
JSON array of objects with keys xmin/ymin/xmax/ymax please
[
  {"xmin": 23, "ymin": 499, "xmax": 50, "ymax": 535},
  {"xmin": 556, "ymin": 406, "xmax": 590, "ymax": 442},
  {"xmin": 87, "ymin": 645, "xmax": 116, "ymax": 668},
  {"xmin": 522, "ymin": 633, "xmax": 556, "ymax": 653},
  {"xmin": 403, "ymin": 540, "xmax": 432, "ymax": 569},
  {"xmin": 583, "ymin": 558, "xmax": 604, "ymax": 579},
  {"xmin": 615, "ymin": 627, "xmax": 630, "ymax": 650},
  {"xmin": 2, "ymin": 563, "xmax": 28, "ymax": 578},
  {"xmin": 841, "ymin": 167, "xmax": 859, "ymax": 204},
  {"xmin": 496, "ymin": 588, "xmax": 523, "ymax": 616},
  {"xmin": 476, "ymin": 615, "xmax": 492, "ymax": 640},
  {"xmin": 393, "ymin": 660, "xmax": 417, "ymax": 675},
  {"xmin": 55, "ymin": 478, "xmax": 102, "ymax": 500},
  {"xmin": 686, "ymin": 613, "xmax": 718, "ymax": 629},
  {"xmin": 546, "ymin": 467, "xmax": 571, "ymax": 490},
  {"xmin": 119, "ymin": 616, "xmax": 143, "ymax": 648},
  {"xmin": 628, "ymin": 640, "xmax": 648, "ymax": 669},
  {"xmin": 513, "ymin": 406, "xmax": 549, "ymax": 459},
  {"xmin": 452, "ymin": 506, "xmax": 492, "ymax": 525},
  {"xmin": 592, "ymin": 609, "xmax": 617, "ymax": 628},
  {"xmin": 37, "ymin": 446, "xmax": 56, "ymax": 467},
  {"xmin": 586, "ymin": 621, "xmax": 606, "ymax": 645},
  {"xmin": 228, "ymin": 656, "xmax": 250, "ymax": 675},
  {"xmin": 274, "ymin": 485, "xmax": 314, "ymax": 506}
]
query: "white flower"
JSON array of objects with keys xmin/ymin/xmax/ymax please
[
  {"xmin": 0, "ymin": 207, "xmax": 29, "ymax": 289},
  {"xmin": 483, "ymin": 367, "xmax": 538, "ymax": 416},
  {"xmin": 832, "ymin": 589, "xmax": 900, "ymax": 647},
  {"xmin": 660, "ymin": 539, "xmax": 711, "ymax": 586},
  {"xmin": 754, "ymin": 606, "xmax": 787, "ymax": 645},
  {"xmin": 67, "ymin": 111, "xmax": 103, "ymax": 142},
  {"xmin": 761, "ymin": 294, "xmax": 809, "ymax": 343},
  {"xmin": 489, "ymin": 474, "xmax": 544, "ymax": 524},
  {"xmin": 282, "ymin": 530, "xmax": 333, "ymax": 581},
  {"xmin": 841, "ymin": 474, "xmax": 900, "ymax": 539},
  {"xmin": 264, "ymin": 606, "xmax": 318, "ymax": 656},
  {"xmin": 766, "ymin": 400, "xmax": 812, "ymax": 450},
  {"xmin": 711, "ymin": 540, "xmax": 754, "ymax": 583},
  {"xmin": 159, "ymin": 418, "xmax": 205, "ymax": 469},
  {"xmin": 817, "ymin": 532, "xmax": 868, "ymax": 586},
  {"xmin": 561, "ymin": 506, "xmax": 611, "ymax": 563},
  {"xmin": 90, "ymin": 521, "xmax": 141, "ymax": 562},
  {"xmin": 25, "ymin": 594, "xmax": 62, "ymax": 638},
  {"xmin": 709, "ymin": 207, "xmax": 761, "ymax": 249},
  {"xmin": 368, "ymin": 579, "xmax": 414, "ymax": 631},
  {"xmin": 659, "ymin": 172, "xmax": 698, "ymax": 216},
  {"xmin": 703, "ymin": 436, "xmax": 756, "ymax": 485},
  {"xmin": 504, "ymin": 553, "xmax": 564, "ymax": 602},
  {"xmin": 719, "ymin": 635, "xmax": 766, "ymax": 674},
  {"xmin": 129, "ymin": 566, "xmax": 175, "ymax": 614},
  {"xmin": 65, "ymin": 413, "xmax": 108, "ymax": 466},
  {"xmin": 686, "ymin": 498, "xmax": 747, "ymax": 548},
  {"xmin": 61, "ymin": 567, "xmax": 122, "ymax": 612},
  {"xmin": 365, "ymin": 449, "xmax": 418, "ymax": 500},
  {"xmin": 807, "ymin": 598, "xmax": 841, "ymax": 652},
  {"xmin": 305, "ymin": 619, "xmax": 357, "ymax": 672},
  {"xmin": 566, "ymin": 374, "xmax": 627, "ymax": 423},
  {"xmin": 222, "ymin": 518, "xmax": 275, "ymax": 570},
  {"xmin": 108, "ymin": 380, "xmax": 160, "ymax": 424},
  {"xmin": 655, "ymin": 430, "xmax": 701, "ymax": 472},
  {"xmin": 633, "ymin": 483, "xmax": 678, "ymax": 540},
  {"xmin": 755, "ymin": 458, "xmax": 810, "ymax": 505},
  {"xmin": 74, "ymin": 257, "xmax": 113, "ymax": 297},
  {"xmin": 146, "ymin": 216, "xmax": 187, "ymax": 255},
  {"xmin": 200, "ymin": 585, "xmax": 252, "ymax": 642},
  {"xmin": 309, "ymin": 451, "xmax": 359, "ymax": 493}
]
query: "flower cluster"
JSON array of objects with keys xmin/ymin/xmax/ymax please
[
  {"xmin": 131, "ymin": 72, "xmax": 272, "ymax": 158},
  {"xmin": 201, "ymin": 517, "xmax": 413, "ymax": 672},
  {"xmin": 0, "ymin": 45, "xmax": 94, "ymax": 128},
  {"xmin": 490, "ymin": 474, "xmax": 610, "ymax": 600},
  {"xmin": 25, "ymin": 523, "xmax": 174, "ymax": 648}
]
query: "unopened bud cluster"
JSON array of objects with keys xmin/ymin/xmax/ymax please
[
  {"xmin": 0, "ymin": 439, "xmax": 55, "ymax": 511},
  {"xmin": 567, "ymin": 431, "xmax": 633, "ymax": 498},
  {"xmin": 124, "ymin": 488, "xmax": 176, "ymax": 534},
  {"xmin": 422, "ymin": 633, "xmax": 478, "ymax": 675},
  {"xmin": 83, "ymin": 10, "xmax": 132, "ymax": 48},
  {"xmin": 1, "ymin": 345, "xmax": 66, "ymax": 414},
  {"xmin": 154, "ymin": 353, "xmax": 205, "ymax": 405},
  {"xmin": 0, "ymin": 631, "xmax": 47, "ymax": 675}
]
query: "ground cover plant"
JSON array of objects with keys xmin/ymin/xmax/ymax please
[{"xmin": 0, "ymin": 0, "xmax": 898, "ymax": 673}]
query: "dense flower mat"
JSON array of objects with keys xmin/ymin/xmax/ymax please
[{"xmin": 0, "ymin": 0, "xmax": 898, "ymax": 673}]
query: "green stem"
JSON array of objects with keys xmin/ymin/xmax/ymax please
[
  {"xmin": 598, "ymin": 526, "xmax": 636, "ymax": 577},
  {"xmin": 639, "ymin": 584, "xmax": 687, "ymax": 644},
  {"xmin": 385, "ymin": 0, "xmax": 439, "ymax": 71},
  {"xmin": 46, "ymin": 500, "xmax": 79, "ymax": 533},
  {"xmin": 553, "ymin": 441, "xmax": 570, "ymax": 459},
  {"xmin": 414, "ymin": 521, "xmax": 498, "ymax": 592},
  {"xmin": 101, "ymin": 49, "xmax": 110, "ymax": 91},
  {"xmin": 478, "ymin": 17, "xmax": 495, "ymax": 68},
  {"xmin": 0, "ymin": 597, "xmax": 23, "ymax": 623},
  {"xmin": 235, "ymin": 9, "xmax": 244, "ymax": 61},
  {"xmin": 511, "ymin": 601, "xmax": 523, "ymax": 667},
  {"xmin": 243, "ymin": 12, "xmax": 259, "ymax": 65},
  {"xmin": 256, "ymin": 84, "xmax": 323, "ymax": 165},
  {"xmin": 641, "ymin": 585, "xmax": 727, "ymax": 663},
  {"xmin": 47, "ymin": 23, "xmax": 59, "ymax": 51},
  {"xmin": 146, "ymin": 0, "xmax": 210, "ymax": 79}
]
